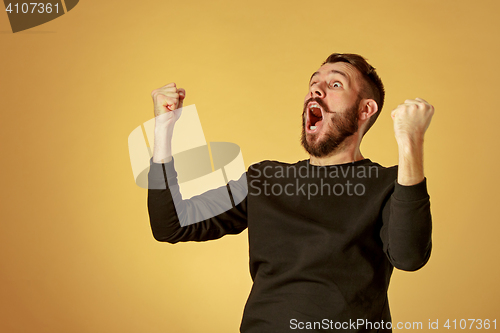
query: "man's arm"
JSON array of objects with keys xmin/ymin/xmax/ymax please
[
  {"xmin": 147, "ymin": 82, "xmax": 247, "ymax": 243},
  {"xmin": 380, "ymin": 98, "xmax": 434, "ymax": 271}
]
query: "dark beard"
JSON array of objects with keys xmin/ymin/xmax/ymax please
[{"xmin": 300, "ymin": 96, "xmax": 360, "ymax": 158}]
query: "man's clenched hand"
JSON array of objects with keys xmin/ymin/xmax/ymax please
[
  {"xmin": 151, "ymin": 82, "xmax": 186, "ymax": 124},
  {"xmin": 391, "ymin": 98, "xmax": 434, "ymax": 146}
]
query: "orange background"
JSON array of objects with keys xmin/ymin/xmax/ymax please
[{"xmin": 1, "ymin": 0, "xmax": 499, "ymax": 332}]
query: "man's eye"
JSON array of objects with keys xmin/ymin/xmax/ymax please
[
  {"xmin": 329, "ymin": 82, "xmax": 342, "ymax": 88},
  {"xmin": 310, "ymin": 82, "xmax": 318, "ymax": 87}
]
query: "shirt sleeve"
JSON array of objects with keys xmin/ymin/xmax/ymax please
[
  {"xmin": 380, "ymin": 178, "xmax": 432, "ymax": 271},
  {"xmin": 147, "ymin": 158, "xmax": 248, "ymax": 243}
]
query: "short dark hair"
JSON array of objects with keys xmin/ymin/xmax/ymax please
[{"xmin": 322, "ymin": 53, "xmax": 385, "ymax": 134}]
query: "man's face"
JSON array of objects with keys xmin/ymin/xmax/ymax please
[{"xmin": 301, "ymin": 62, "xmax": 364, "ymax": 158}]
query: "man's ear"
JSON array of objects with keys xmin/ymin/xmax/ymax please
[{"xmin": 359, "ymin": 99, "xmax": 378, "ymax": 121}]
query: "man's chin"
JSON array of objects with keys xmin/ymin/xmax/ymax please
[
  {"xmin": 301, "ymin": 130, "xmax": 347, "ymax": 158},
  {"xmin": 301, "ymin": 136, "xmax": 326, "ymax": 157},
  {"xmin": 305, "ymin": 131, "xmax": 325, "ymax": 146}
]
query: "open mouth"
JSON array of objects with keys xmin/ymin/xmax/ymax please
[{"xmin": 306, "ymin": 103, "xmax": 324, "ymax": 133}]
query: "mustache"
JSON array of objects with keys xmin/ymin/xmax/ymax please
[{"xmin": 302, "ymin": 97, "xmax": 333, "ymax": 115}]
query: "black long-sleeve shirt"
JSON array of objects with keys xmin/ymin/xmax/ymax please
[{"xmin": 147, "ymin": 158, "xmax": 432, "ymax": 332}]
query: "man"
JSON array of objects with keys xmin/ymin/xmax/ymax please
[{"xmin": 147, "ymin": 53, "xmax": 433, "ymax": 332}]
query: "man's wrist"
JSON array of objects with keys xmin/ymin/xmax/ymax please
[
  {"xmin": 154, "ymin": 120, "xmax": 174, "ymax": 133},
  {"xmin": 397, "ymin": 141, "xmax": 425, "ymax": 186},
  {"xmin": 396, "ymin": 135, "xmax": 424, "ymax": 151},
  {"xmin": 152, "ymin": 155, "xmax": 172, "ymax": 164}
]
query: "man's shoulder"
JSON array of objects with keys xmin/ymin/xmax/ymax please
[
  {"xmin": 246, "ymin": 158, "xmax": 399, "ymax": 181},
  {"xmin": 249, "ymin": 159, "xmax": 306, "ymax": 168},
  {"xmin": 365, "ymin": 159, "xmax": 398, "ymax": 171},
  {"xmin": 246, "ymin": 159, "xmax": 307, "ymax": 179},
  {"xmin": 248, "ymin": 159, "xmax": 397, "ymax": 171},
  {"xmin": 362, "ymin": 159, "xmax": 399, "ymax": 182}
]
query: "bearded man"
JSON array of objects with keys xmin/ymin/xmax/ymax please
[{"xmin": 147, "ymin": 53, "xmax": 434, "ymax": 332}]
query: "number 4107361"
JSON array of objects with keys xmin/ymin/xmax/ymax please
[
  {"xmin": 444, "ymin": 319, "xmax": 496, "ymax": 329},
  {"xmin": 5, "ymin": 3, "xmax": 59, "ymax": 14}
]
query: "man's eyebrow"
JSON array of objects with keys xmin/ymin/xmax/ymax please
[
  {"xmin": 309, "ymin": 69, "xmax": 349, "ymax": 82},
  {"xmin": 310, "ymin": 71, "xmax": 320, "ymax": 81}
]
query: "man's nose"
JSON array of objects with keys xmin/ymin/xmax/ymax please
[{"xmin": 310, "ymin": 83, "xmax": 325, "ymax": 98}]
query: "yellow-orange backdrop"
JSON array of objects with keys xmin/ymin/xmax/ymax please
[{"xmin": 1, "ymin": 0, "xmax": 499, "ymax": 332}]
